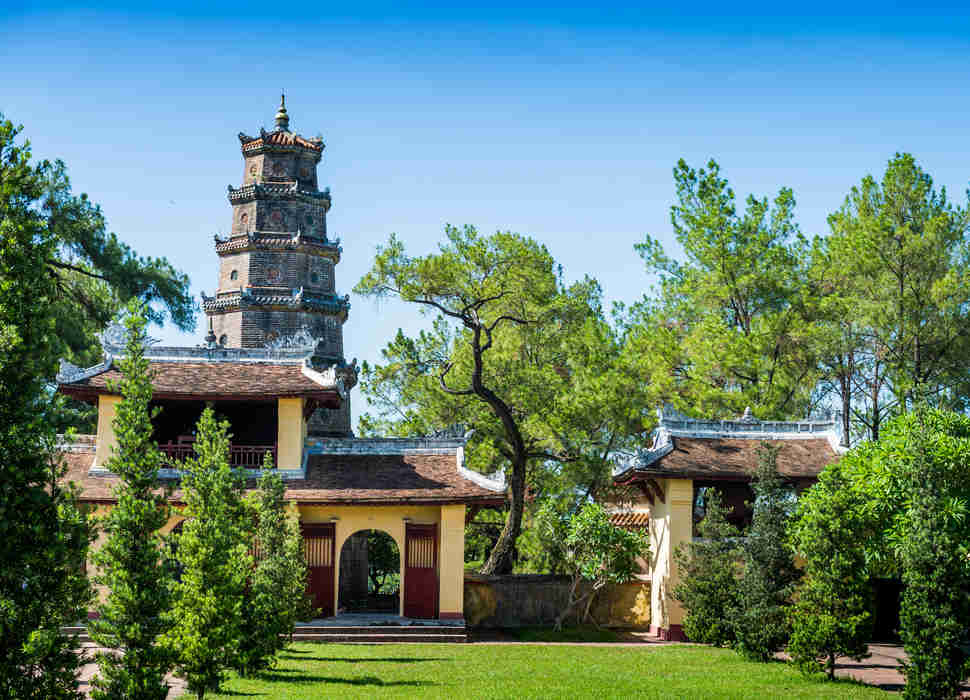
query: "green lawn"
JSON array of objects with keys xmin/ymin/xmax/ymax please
[{"xmin": 182, "ymin": 642, "xmax": 889, "ymax": 699}]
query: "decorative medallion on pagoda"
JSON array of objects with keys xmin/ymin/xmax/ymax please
[{"xmin": 203, "ymin": 96, "xmax": 356, "ymax": 436}]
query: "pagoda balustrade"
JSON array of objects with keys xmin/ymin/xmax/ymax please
[{"xmin": 159, "ymin": 440, "xmax": 277, "ymax": 469}]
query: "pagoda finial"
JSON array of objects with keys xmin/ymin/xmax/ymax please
[{"xmin": 274, "ymin": 92, "xmax": 290, "ymax": 131}]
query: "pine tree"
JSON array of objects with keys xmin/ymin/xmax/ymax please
[
  {"xmin": 788, "ymin": 464, "xmax": 872, "ymax": 678},
  {"xmin": 89, "ymin": 304, "xmax": 174, "ymax": 700},
  {"xmin": 731, "ymin": 443, "xmax": 801, "ymax": 661},
  {"xmin": 164, "ymin": 408, "xmax": 251, "ymax": 700},
  {"xmin": 235, "ymin": 456, "xmax": 313, "ymax": 677},
  {"xmin": 0, "ymin": 114, "xmax": 94, "ymax": 697},
  {"xmin": 672, "ymin": 490, "xmax": 741, "ymax": 646}
]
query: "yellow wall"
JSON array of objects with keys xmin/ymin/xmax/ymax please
[
  {"xmin": 649, "ymin": 478, "xmax": 693, "ymax": 634},
  {"xmin": 94, "ymin": 395, "xmax": 121, "ymax": 468},
  {"xmin": 276, "ymin": 398, "xmax": 305, "ymax": 469},
  {"xmin": 299, "ymin": 503, "xmax": 464, "ymax": 618},
  {"xmin": 438, "ymin": 504, "xmax": 465, "ymax": 617},
  {"xmin": 86, "ymin": 502, "xmax": 468, "ymax": 621}
]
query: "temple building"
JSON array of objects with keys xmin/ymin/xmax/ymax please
[
  {"xmin": 57, "ymin": 98, "xmax": 506, "ymax": 627},
  {"xmin": 609, "ymin": 405, "xmax": 845, "ymax": 641}
]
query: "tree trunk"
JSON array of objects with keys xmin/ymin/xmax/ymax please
[{"xmin": 479, "ymin": 455, "xmax": 526, "ymax": 575}]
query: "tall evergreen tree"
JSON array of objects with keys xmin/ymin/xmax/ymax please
[
  {"xmin": 821, "ymin": 154, "xmax": 970, "ymax": 439},
  {"xmin": 896, "ymin": 408, "xmax": 970, "ymax": 700},
  {"xmin": 788, "ymin": 464, "xmax": 873, "ymax": 678},
  {"xmin": 234, "ymin": 456, "xmax": 313, "ymax": 677},
  {"xmin": 0, "ymin": 117, "xmax": 93, "ymax": 699},
  {"xmin": 731, "ymin": 443, "xmax": 801, "ymax": 661},
  {"xmin": 672, "ymin": 490, "xmax": 741, "ymax": 647},
  {"xmin": 164, "ymin": 408, "xmax": 251, "ymax": 700},
  {"xmin": 89, "ymin": 304, "xmax": 173, "ymax": 700}
]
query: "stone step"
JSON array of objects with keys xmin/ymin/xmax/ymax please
[
  {"xmin": 295, "ymin": 625, "xmax": 464, "ymax": 635},
  {"xmin": 291, "ymin": 632, "xmax": 466, "ymax": 644},
  {"xmin": 61, "ymin": 627, "xmax": 91, "ymax": 643},
  {"xmin": 61, "ymin": 625, "xmax": 467, "ymax": 645}
]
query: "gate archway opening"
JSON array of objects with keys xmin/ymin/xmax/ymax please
[{"xmin": 338, "ymin": 529, "xmax": 400, "ymax": 614}]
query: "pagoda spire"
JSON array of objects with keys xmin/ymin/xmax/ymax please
[{"xmin": 274, "ymin": 93, "xmax": 290, "ymax": 131}]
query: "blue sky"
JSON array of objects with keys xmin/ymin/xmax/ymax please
[{"xmin": 4, "ymin": 3, "xmax": 970, "ymax": 427}]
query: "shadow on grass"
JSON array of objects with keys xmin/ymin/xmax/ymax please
[
  {"xmin": 278, "ymin": 654, "xmax": 447, "ymax": 663},
  {"xmin": 257, "ymin": 670, "xmax": 434, "ymax": 688}
]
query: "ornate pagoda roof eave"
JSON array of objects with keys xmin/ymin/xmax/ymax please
[
  {"xmin": 227, "ymin": 183, "xmax": 332, "ymax": 209},
  {"xmin": 201, "ymin": 288, "xmax": 351, "ymax": 318},
  {"xmin": 213, "ymin": 232, "xmax": 342, "ymax": 261}
]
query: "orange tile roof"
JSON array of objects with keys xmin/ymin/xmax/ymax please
[{"xmin": 609, "ymin": 512, "xmax": 650, "ymax": 530}]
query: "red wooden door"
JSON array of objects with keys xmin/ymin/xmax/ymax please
[
  {"xmin": 403, "ymin": 523, "xmax": 438, "ymax": 619},
  {"xmin": 302, "ymin": 524, "xmax": 335, "ymax": 618}
]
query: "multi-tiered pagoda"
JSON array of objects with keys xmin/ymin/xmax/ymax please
[{"xmin": 204, "ymin": 97, "xmax": 355, "ymax": 436}]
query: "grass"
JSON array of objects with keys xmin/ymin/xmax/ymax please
[
  {"xmin": 181, "ymin": 642, "xmax": 890, "ymax": 699},
  {"xmin": 504, "ymin": 624, "xmax": 621, "ymax": 642}
]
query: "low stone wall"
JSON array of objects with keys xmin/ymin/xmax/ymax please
[{"xmin": 464, "ymin": 574, "xmax": 650, "ymax": 629}]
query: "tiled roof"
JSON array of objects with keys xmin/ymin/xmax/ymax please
[
  {"xmin": 214, "ymin": 233, "xmax": 341, "ymax": 258},
  {"xmin": 618, "ymin": 436, "xmax": 839, "ymax": 482},
  {"xmin": 59, "ymin": 449, "xmax": 504, "ymax": 506},
  {"xmin": 241, "ymin": 131, "xmax": 323, "ymax": 152},
  {"xmin": 201, "ymin": 290, "xmax": 350, "ymax": 316},
  {"xmin": 58, "ymin": 361, "xmax": 341, "ymax": 402},
  {"xmin": 609, "ymin": 512, "xmax": 650, "ymax": 530}
]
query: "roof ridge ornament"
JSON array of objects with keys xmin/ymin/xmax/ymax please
[{"xmin": 99, "ymin": 321, "xmax": 160, "ymax": 355}]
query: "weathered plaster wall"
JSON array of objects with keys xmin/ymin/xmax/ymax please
[{"xmin": 463, "ymin": 575, "xmax": 651, "ymax": 629}]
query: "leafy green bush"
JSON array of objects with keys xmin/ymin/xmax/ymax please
[{"xmin": 548, "ymin": 502, "xmax": 648, "ymax": 630}]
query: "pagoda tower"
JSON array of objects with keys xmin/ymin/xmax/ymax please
[{"xmin": 204, "ymin": 96, "xmax": 355, "ymax": 436}]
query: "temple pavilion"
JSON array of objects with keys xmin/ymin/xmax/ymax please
[
  {"xmin": 609, "ymin": 405, "xmax": 845, "ymax": 641},
  {"xmin": 56, "ymin": 97, "xmax": 505, "ymax": 623}
]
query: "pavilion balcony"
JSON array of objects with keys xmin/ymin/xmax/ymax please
[{"xmin": 158, "ymin": 440, "xmax": 277, "ymax": 469}]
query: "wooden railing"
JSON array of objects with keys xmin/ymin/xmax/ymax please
[{"xmin": 158, "ymin": 442, "xmax": 277, "ymax": 469}]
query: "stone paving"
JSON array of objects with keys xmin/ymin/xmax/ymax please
[
  {"xmin": 812, "ymin": 643, "xmax": 970, "ymax": 696},
  {"xmin": 75, "ymin": 643, "xmax": 186, "ymax": 700}
]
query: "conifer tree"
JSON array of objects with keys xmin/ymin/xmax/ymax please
[
  {"xmin": 89, "ymin": 304, "xmax": 173, "ymax": 700},
  {"xmin": 896, "ymin": 408, "xmax": 970, "ymax": 700},
  {"xmin": 0, "ymin": 116, "xmax": 94, "ymax": 697},
  {"xmin": 164, "ymin": 408, "xmax": 251, "ymax": 700},
  {"xmin": 731, "ymin": 443, "xmax": 801, "ymax": 661},
  {"xmin": 235, "ymin": 457, "xmax": 313, "ymax": 677},
  {"xmin": 672, "ymin": 490, "xmax": 741, "ymax": 646},
  {"xmin": 788, "ymin": 464, "xmax": 872, "ymax": 678}
]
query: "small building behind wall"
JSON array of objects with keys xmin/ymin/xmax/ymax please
[{"xmin": 610, "ymin": 406, "xmax": 845, "ymax": 641}]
